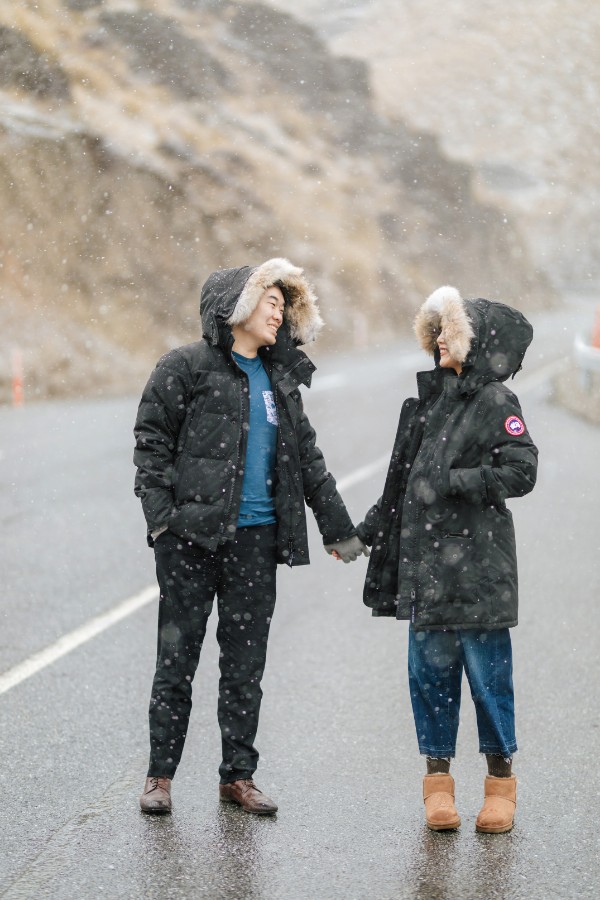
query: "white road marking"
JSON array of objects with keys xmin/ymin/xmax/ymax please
[
  {"xmin": 337, "ymin": 453, "xmax": 390, "ymax": 492},
  {"xmin": 0, "ymin": 357, "xmax": 563, "ymax": 697},
  {"xmin": 0, "ymin": 585, "xmax": 158, "ymax": 696}
]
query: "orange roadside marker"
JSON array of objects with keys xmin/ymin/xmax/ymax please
[
  {"xmin": 592, "ymin": 305, "xmax": 600, "ymax": 350},
  {"xmin": 11, "ymin": 348, "xmax": 24, "ymax": 407}
]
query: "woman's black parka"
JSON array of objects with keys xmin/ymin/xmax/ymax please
[
  {"xmin": 134, "ymin": 259, "xmax": 356, "ymax": 566},
  {"xmin": 357, "ymin": 290, "xmax": 538, "ymax": 630}
]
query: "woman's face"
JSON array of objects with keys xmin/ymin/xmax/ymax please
[{"xmin": 437, "ymin": 330, "xmax": 462, "ymax": 374}]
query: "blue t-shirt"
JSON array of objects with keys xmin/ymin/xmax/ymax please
[{"xmin": 233, "ymin": 351, "xmax": 278, "ymax": 527}]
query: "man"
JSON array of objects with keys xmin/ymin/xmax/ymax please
[{"xmin": 134, "ymin": 258, "xmax": 368, "ymax": 815}]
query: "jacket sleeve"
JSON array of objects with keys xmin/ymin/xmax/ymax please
[
  {"xmin": 133, "ymin": 349, "xmax": 193, "ymax": 534},
  {"xmin": 356, "ymin": 497, "xmax": 383, "ymax": 546},
  {"xmin": 446, "ymin": 391, "xmax": 538, "ymax": 505},
  {"xmin": 293, "ymin": 391, "xmax": 356, "ymax": 544}
]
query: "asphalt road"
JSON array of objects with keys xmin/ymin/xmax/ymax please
[{"xmin": 0, "ymin": 298, "xmax": 599, "ymax": 899}]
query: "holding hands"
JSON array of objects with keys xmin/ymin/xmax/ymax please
[{"xmin": 324, "ymin": 535, "xmax": 370, "ymax": 563}]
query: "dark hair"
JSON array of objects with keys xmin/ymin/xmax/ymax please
[{"xmin": 273, "ymin": 280, "xmax": 290, "ymax": 306}]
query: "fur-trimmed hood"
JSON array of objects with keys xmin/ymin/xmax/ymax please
[
  {"xmin": 200, "ymin": 258, "xmax": 323, "ymax": 350},
  {"xmin": 414, "ymin": 286, "xmax": 533, "ymax": 394}
]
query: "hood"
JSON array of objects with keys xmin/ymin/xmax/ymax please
[
  {"xmin": 200, "ymin": 257, "xmax": 323, "ymax": 350},
  {"xmin": 414, "ymin": 285, "xmax": 533, "ymax": 394}
]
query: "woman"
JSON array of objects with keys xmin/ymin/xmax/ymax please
[{"xmin": 357, "ymin": 286, "xmax": 538, "ymax": 833}]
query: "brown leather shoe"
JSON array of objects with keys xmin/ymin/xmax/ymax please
[
  {"xmin": 219, "ymin": 779, "xmax": 278, "ymax": 815},
  {"xmin": 423, "ymin": 773, "xmax": 461, "ymax": 831},
  {"xmin": 140, "ymin": 776, "xmax": 172, "ymax": 814}
]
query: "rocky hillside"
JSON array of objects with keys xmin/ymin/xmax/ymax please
[
  {"xmin": 0, "ymin": 0, "xmax": 554, "ymax": 402},
  {"xmin": 268, "ymin": 0, "xmax": 600, "ymax": 294}
]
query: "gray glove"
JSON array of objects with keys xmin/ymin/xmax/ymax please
[{"xmin": 324, "ymin": 535, "xmax": 370, "ymax": 563}]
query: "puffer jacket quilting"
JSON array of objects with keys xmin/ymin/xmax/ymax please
[{"xmin": 134, "ymin": 260, "xmax": 355, "ymax": 566}]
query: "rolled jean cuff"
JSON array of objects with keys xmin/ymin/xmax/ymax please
[
  {"xmin": 418, "ymin": 749, "xmax": 456, "ymax": 758},
  {"xmin": 479, "ymin": 742, "xmax": 518, "ymax": 757}
]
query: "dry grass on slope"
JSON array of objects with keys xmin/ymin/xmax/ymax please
[{"xmin": 0, "ymin": 0, "xmax": 556, "ymax": 403}]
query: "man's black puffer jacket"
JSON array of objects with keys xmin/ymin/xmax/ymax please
[{"xmin": 134, "ymin": 259, "xmax": 356, "ymax": 566}]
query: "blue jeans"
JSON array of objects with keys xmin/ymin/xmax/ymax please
[{"xmin": 408, "ymin": 627, "xmax": 517, "ymax": 758}]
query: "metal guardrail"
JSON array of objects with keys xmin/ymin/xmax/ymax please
[{"xmin": 574, "ymin": 333, "xmax": 600, "ymax": 390}]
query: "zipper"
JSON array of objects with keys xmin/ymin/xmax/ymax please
[
  {"xmin": 220, "ymin": 370, "xmax": 248, "ymax": 537},
  {"xmin": 273, "ymin": 388, "xmax": 296, "ymax": 567},
  {"xmin": 396, "ymin": 399, "xmax": 427, "ymax": 624}
]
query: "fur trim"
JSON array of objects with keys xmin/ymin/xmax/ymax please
[
  {"xmin": 414, "ymin": 285, "xmax": 475, "ymax": 363},
  {"xmin": 228, "ymin": 257, "xmax": 323, "ymax": 345}
]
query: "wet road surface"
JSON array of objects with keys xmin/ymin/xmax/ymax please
[{"xmin": 1, "ymin": 298, "xmax": 599, "ymax": 899}]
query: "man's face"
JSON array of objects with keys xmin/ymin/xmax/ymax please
[
  {"xmin": 437, "ymin": 329, "xmax": 462, "ymax": 374},
  {"xmin": 242, "ymin": 284, "xmax": 285, "ymax": 348}
]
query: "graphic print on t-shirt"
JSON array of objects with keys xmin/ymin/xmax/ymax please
[{"xmin": 263, "ymin": 390, "xmax": 279, "ymax": 426}]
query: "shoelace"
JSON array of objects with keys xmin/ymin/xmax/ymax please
[
  {"xmin": 239, "ymin": 779, "xmax": 259, "ymax": 793},
  {"xmin": 148, "ymin": 777, "xmax": 168, "ymax": 792}
]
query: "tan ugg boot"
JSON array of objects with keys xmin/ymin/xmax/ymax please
[
  {"xmin": 423, "ymin": 773, "xmax": 461, "ymax": 831},
  {"xmin": 476, "ymin": 775, "xmax": 517, "ymax": 833}
]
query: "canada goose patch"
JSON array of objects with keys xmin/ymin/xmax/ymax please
[{"xmin": 504, "ymin": 415, "xmax": 525, "ymax": 436}]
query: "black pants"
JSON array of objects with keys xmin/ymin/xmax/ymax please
[{"xmin": 148, "ymin": 525, "xmax": 277, "ymax": 783}]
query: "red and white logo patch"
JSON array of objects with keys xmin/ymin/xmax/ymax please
[{"xmin": 505, "ymin": 415, "xmax": 525, "ymax": 436}]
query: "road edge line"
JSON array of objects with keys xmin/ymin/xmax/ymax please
[
  {"xmin": 0, "ymin": 585, "xmax": 158, "ymax": 696},
  {"xmin": 336, "ymin": 452, "xmax": 390, "ymax": 492}
]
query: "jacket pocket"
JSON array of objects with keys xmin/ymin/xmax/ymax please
[{"xmin": 433, "ymin": 534, "xmax": 478, "ymax": 604}]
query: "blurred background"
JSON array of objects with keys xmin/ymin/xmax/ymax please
[{"xmin": 0, "ymin": 0, "xmax": 598, "ymax": 405}]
